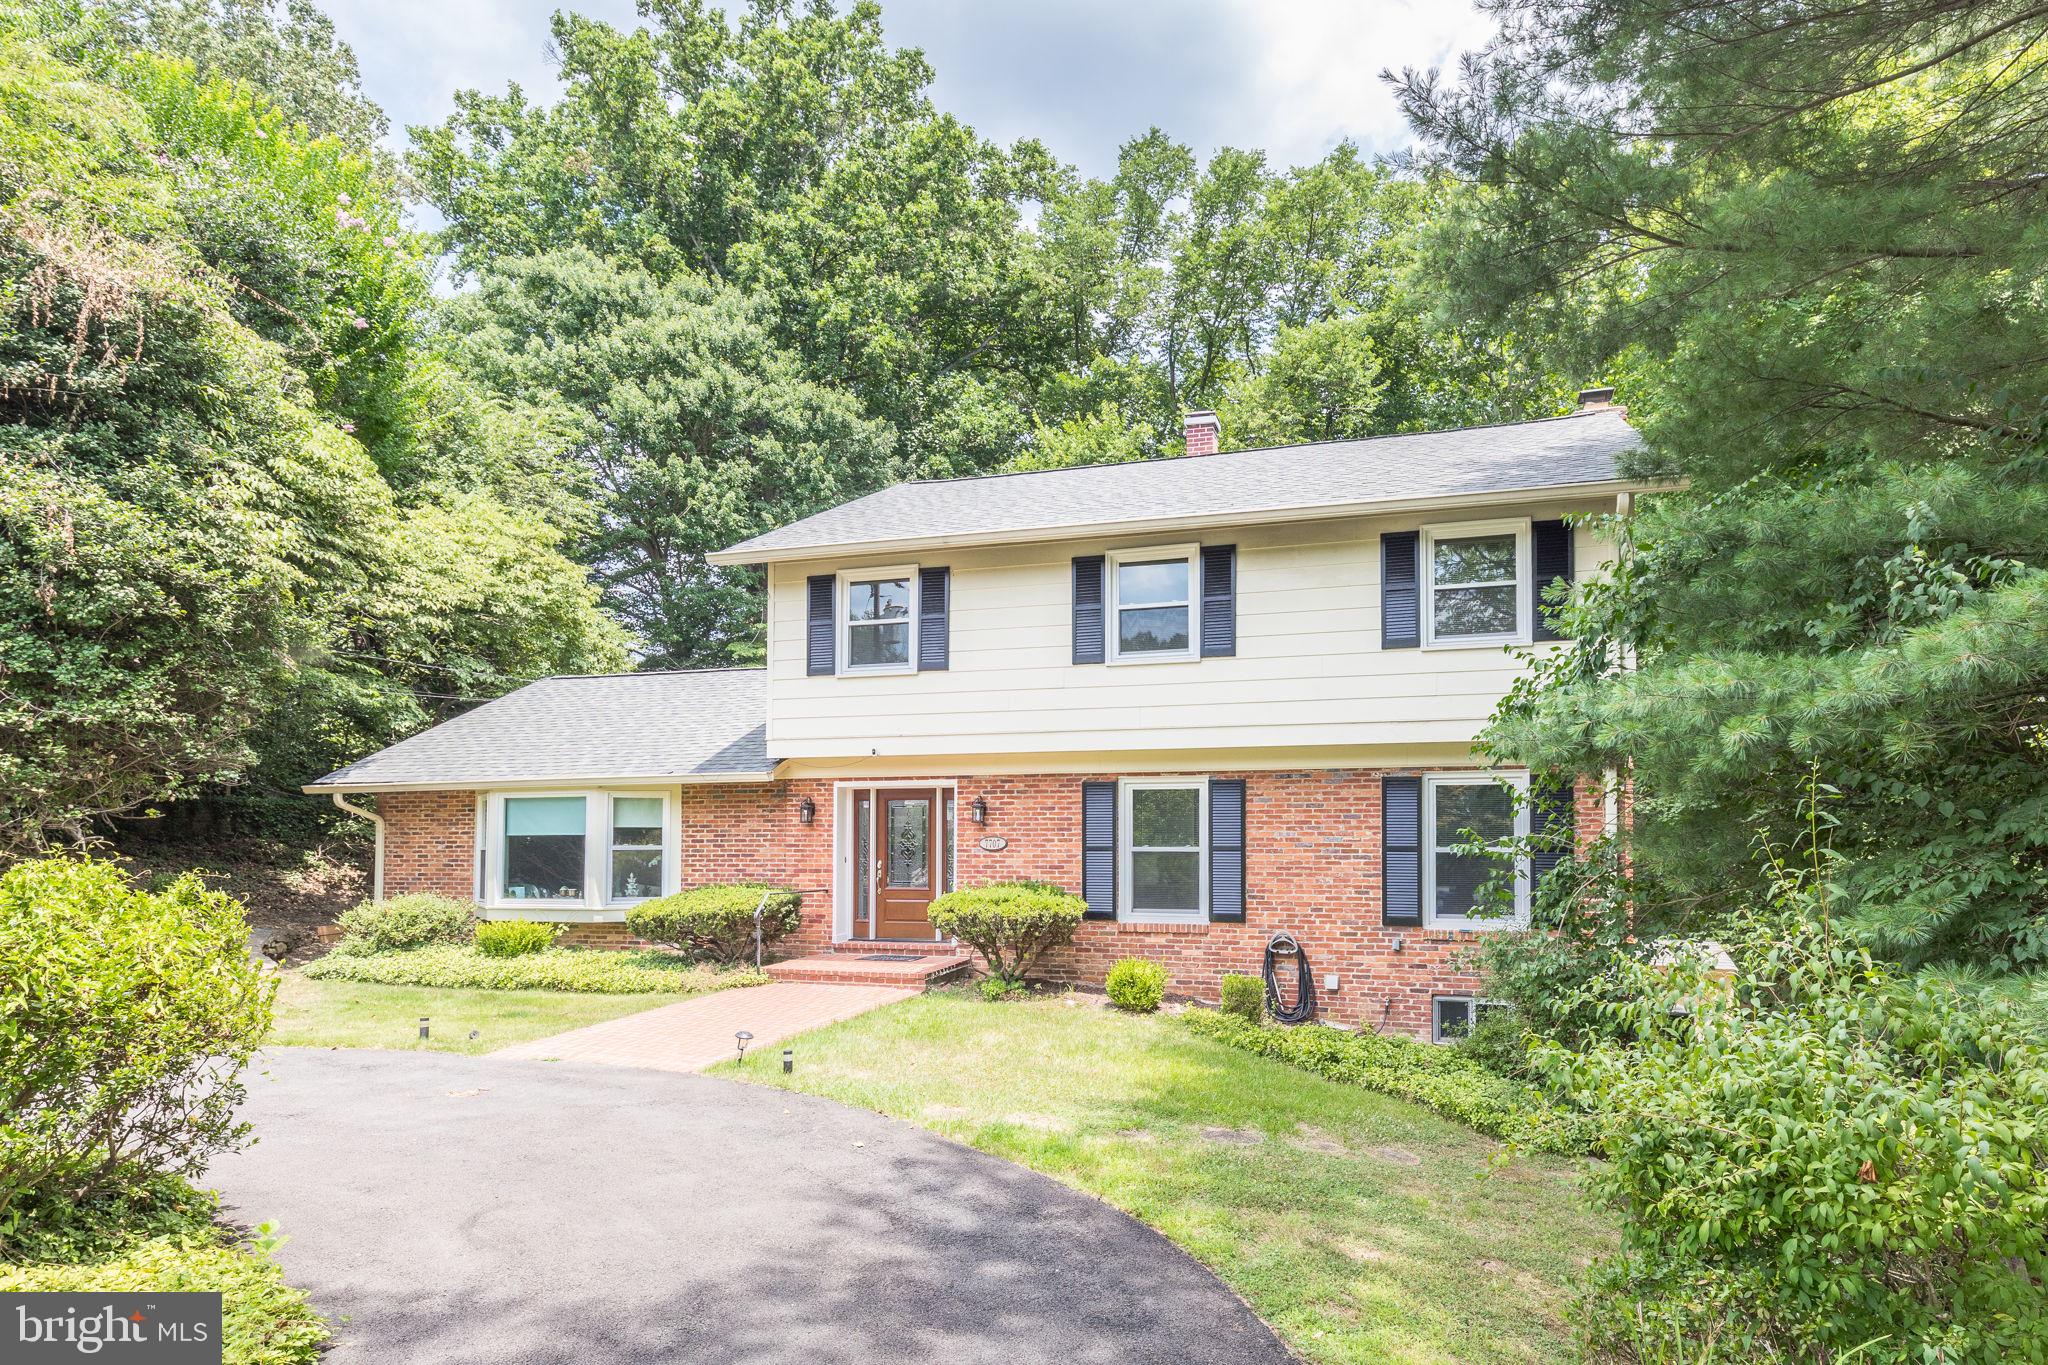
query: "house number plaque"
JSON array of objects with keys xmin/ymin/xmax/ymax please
[{"xmin": 978, "ymin": 835, "xmax": 1008, "ymax": 852}]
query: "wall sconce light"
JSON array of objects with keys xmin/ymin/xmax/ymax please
[
  {"xmin": 970, "ymin": 796, "xmax": 988, "ymax": 825},
  {"xmin": 798, "ymin": 797, "xmax": 815, "ymax": 825}
]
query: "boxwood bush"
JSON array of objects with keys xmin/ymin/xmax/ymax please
[
  {"xmin": 928, "ymin": 881, "xmax": 1085, "ymax": 987},
  {"xmin": 1105, "ymin": 958, "xmax": 1168, "ymax": 1012},
  {"xmin": 331, "ymin": 893, "xmax": 475, "ymax": 956},
  {"xmin": 625, "ymin": 885, "xmax": 801, "ymax": 964},
  {"xmin": 1180, "ymin": 1008, "xmax": 1588, "ymax": 1153},
  {"xmin": 0, "ymin": 858, "xmax": 273, "ymax": 1233},
  {"xmin": 302, "ymin": 944, "xmax": 764, "ymax": 995},
  {"xmin": 474, "ymin": 920, "xmax": 560, "ymax": 958},
  {"xmin": 1218, "ymin": 973, "xmax": 1265, "ymax": 1022}
]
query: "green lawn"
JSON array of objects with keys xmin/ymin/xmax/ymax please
[
  {"xmin": 269, "ymin": 972, "xmax": 675, "ymax": 1054},
  {"xmin": 722, "ymin": 991, "xmax": 1612, "ymax": 1365}
]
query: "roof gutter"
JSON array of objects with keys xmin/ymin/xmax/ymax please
[
  {"xmin": 706, "ymin": 477, "xmax": 1679, "ymax": 566},
  {"xmin": 301, "ymin": 770, "xmax": 777, "ymax": 796},
  {"xmin": 329, "ymin": 792, "xmax": 384, "ymax": 902}
]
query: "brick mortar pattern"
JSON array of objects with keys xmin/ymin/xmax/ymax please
[{"xmin": 376, "ymin": 770, "xmax": 1607, "ymax": 1038}]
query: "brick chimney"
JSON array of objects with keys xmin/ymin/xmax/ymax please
[
  {"xmin": 1576, "ymin": 386, "xmax": 1619, "ymax": 412},
  {"xmin": 1184, "ymin": 410, "xmax": 1221, "ymax": 455}
]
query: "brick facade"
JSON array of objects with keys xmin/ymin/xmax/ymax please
[{"xmin": 375, "ymin": 769, "xmax": 1606, "ymax": 1037}]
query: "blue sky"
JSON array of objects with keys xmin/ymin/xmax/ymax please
[{"xmin": 322, "ymin": 0, "xmax": 1493, "ymax": 183}]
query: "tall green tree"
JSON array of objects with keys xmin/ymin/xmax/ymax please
[
  {"xmin": 1397, "ymin": 1, "xmax": 2048, "ymax": 986},
  {"xmin": 411, "ymin": 0, "xmax": 1057, "ymax": 478},
  {"xmin": 444, "ymin": 248, "xmax": 893, "ymax": 666}
]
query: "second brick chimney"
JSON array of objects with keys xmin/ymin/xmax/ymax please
[{"xmin": 1184, "ymin": 410, "xmax": 1221, "ymax": 456}]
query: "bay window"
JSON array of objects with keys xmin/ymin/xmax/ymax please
[{"xmin": 486, "ymin": 790, "xmax": 674, "ymax": 912}]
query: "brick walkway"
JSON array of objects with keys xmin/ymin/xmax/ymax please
[{"xmin": 490, "ymin": 982, "xmax": 915, "ymax": 1073}]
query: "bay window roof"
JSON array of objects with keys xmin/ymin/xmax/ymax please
[{"xmin": 305, "ymin": 668, "xmax": 770, "ymax": 792}]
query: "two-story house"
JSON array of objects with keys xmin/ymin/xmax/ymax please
[{"xmin": 307, "ymin": 393, "xmax": 1647, "ymax": 1037}]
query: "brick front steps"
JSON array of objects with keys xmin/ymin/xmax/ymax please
[{"xmin": 766, "ymin": 951, "xmax": 973, "ymax": 988}]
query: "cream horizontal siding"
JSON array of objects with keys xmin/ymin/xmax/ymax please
[{"xmin": 764, "ymin": 503, "xmax": 1613, "ymax": 760}]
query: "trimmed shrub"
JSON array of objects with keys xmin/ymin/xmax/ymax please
[
  {"xmin": 928, "ymin": 881, "xmax": 1085, "ymax": 985},
  {"xmin": 1105, "ymin": 958, "xmax": 1168, "ymax": 1012},
  {"xmin": 1180, "ymin": 1008, "xmax": 1588, "ymax": 1153},
  {"xmin": 626, "ymin": 884, "xmax": 801, "ymax": 964},
  {"xmin": 1548, "ymin": 918, "xmax": 2048, "ymax": 1364},
  {"xmin": 331, "ymin": 893, "xmax": 475, "ymax": 956},
  {"xmin": 474, "ymin": 920, "xmax": 560, "ymax": 958},
  {"xmin": 302, "ymin": 944, "xmax": 764, "ymax": 995},
  {"xmin": 1218, "ymin": 973, "xmax": 1265, "ymax": 1022},
  {"xmin": 0, "ymin": 858, "xmax": 273, "ymax": 1235}
]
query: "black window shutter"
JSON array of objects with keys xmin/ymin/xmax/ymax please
[
  {"xmin": 1072, "ymin": 555, "xmax": 1106, "ymax": 664},
  {"xmin": 806, "ymin": 574, "xmax": 835, "ymax": 676},
  {"xmin": 1382, "ymin": 774, "xmax": 1423, "ymax": 925},
  {"xmin": 1531, "ymin": 520, "xmax": 1574, "ymax": 642},
  {"xmin": 1081, "ymin": 781, "xmax": 1117, "ymax": 919},
  {"xmin": 1381, "ymin": 531, "xmax": 1420, "ymax": 649},
  {"xmin": 1200, "ymin": 545, "xmax": 1236, "ymax": 657},
  {"xmin": 1529, "ymin": 779, "xmax": 1576, "ymax": 894},
  {"xmin": 918, "ymin": 567, "xmax": 950, "ymax": 671},
  {"xmin": 1208, "ymin": 778, "xmax": 1246, "ymax": 922}
]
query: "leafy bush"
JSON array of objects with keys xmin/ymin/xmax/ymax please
[
  {"xmin": 1218, "ymin": 973, "xmax": 1265, "ymax": 1022},
  {"xmin": 1545, "ymin": 914, "xmax": 2048, "ymax": 1364},
  {"xmin": 331, "ymin": 894, "xmax": 476, "ymax": 956},
  {"xmin": 0, "ymin": 1180, "xmax": 327, "ymax": 1365},
  {"xmin": 979, "ymin": 976, "xmax": 1028, "ymax": 1003},
  {"xmin": 301, "ymin": 944, "xmax": 763, "ymax": 995},
  {"xmin": 0, "ymin": 858, "xmax": 273, "ymax": 1235},
  {"xmin": 474, "ymin": 920, "xmax": 560, "ymax": 958},
  {"xmin": 1105, "ymin": 958, "xmax": 1168, "ymax": 1012},
  {"xmin": 1453, "ymin": 1008, "xmax": 1531, "ymax": 1079},
  {"xmin": 625, "ymin": 884, "xmax": 801, "ymax": 964},
  {"xmin": 1181, "ymin": 1008, "xmax": 1588, "ymax": 1153},
  {"xmin": 928, "ymin": 881, "xmax": 1085, "ymax": 985}
]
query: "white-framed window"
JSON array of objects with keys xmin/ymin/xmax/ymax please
[
  {"xmin": 606, "ymin": 794, "xmax": 666, "ymax": 904},
  {"xmin": 1422, "ymin": 518, "xmax": 1530, "ymax": 647},
  {"xmin": 1424, "ymin": 772, "xmax": 1529, "ymax": 929},
  {"xmin": 838, "ymin": 566, "xmax": 917, "ymax": 674},
  {"xmin": 1432, "ymin": 996, "xmax": 1511, "ymax": 1044},
  {"xmin": 1119, "ymin": 777, "xmax": 1206, "ymax": 921},
  {"xmin": 485, "ymin": 789, "xmax": 674, "ymax": 912},
  {"xmin": 1107, "ymin": 545, "xmax": 1200, "ymax": 663}
]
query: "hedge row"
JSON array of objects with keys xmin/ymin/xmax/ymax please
[
  {"xmin": 1180, "ymin": 1008, "xmax": 1590, "ymax": 1153},
  {"xmin": 303, "ymin": 945, "xmax": 763, "ymax": 995}
]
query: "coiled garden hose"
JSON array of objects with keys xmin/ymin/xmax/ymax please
[{"xmin": 1263, "ymin": 932, "xmax": 1316, "ymax": 1025}]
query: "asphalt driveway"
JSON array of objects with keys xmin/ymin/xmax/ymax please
[{"xmin": 210, "ymin": 1050, "xmax": 1295, "ymax": 1365}]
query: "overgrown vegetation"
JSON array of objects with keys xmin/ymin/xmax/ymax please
[
  {"xmin": 624, "ymin": 884, "xmax": 802, "ymax": 964},
  {"xmin": 302, "ymin": 943, "xmax": 761, "ymax": 995},
  {"xmin": 927, "ymin": 881, "xmax": 1085, "ymax": 987},
  {"xmin": 1180, "ymin": 1009, "xmax": 1587, "ymax": 1154}
]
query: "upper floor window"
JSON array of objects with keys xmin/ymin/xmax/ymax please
[
  {"xmin": 1109, "ymin": 545, "xmax": 1199, "ymax": 663},
  {"xmin": 1423, "ymin": 519, "xmax": 1529, "ymax": 646},
  {"xmin": 1425, "ymin": 772, "xmax": 1528, "ymax": 929},
  {"xmin": 839, "ymin": 567, "xmax": 916, "ymax": 674}
]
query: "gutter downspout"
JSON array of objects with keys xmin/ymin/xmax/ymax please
[{"xmin": 330, "ymin": 792, "xmax": 384, "ymax": 902}]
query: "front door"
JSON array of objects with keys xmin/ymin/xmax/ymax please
[{"xmin": 871, "ymin": 788, "xmax": 940, "ymax": 940}]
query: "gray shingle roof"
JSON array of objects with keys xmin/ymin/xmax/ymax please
[
  {"xmin": 711, "ymin": 409, "xmax": 1642, "ymax": 563},
  {"xmin": 307, "ymin": 669, "xmax": 769, "ymax": 790}
]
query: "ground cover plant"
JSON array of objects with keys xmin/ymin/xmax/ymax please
[
  {"xmin": 724, "ymin": 989, "xmax": 1613, "ymax": 1365},
  {"xmin": 301, "ymin": 943, "xmax": 762, "ymax": 995}
]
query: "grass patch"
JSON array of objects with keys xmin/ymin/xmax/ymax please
[
  {"xmin": 268, "ymin": 973, "xmax": 678, "ymax": 1053},
  {"xmin": 722, "ymin": 991, "xmax": 1613, "ymax": 1365},
  {"xmin": 1, "ymin": 1184, "xmax": 326, "ymax": 1365},
  {"xmin": 301, "ymin": 943, "xmax": 763, "ymax": 994}
]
